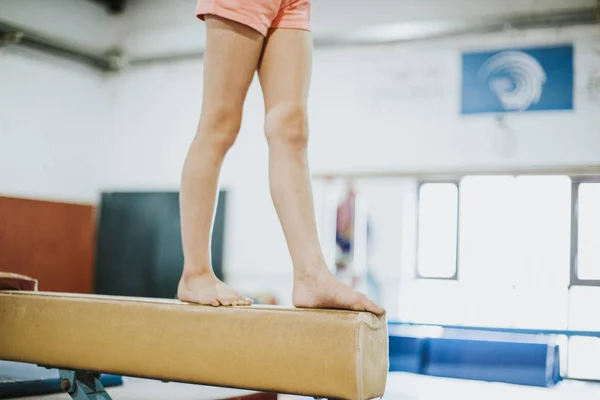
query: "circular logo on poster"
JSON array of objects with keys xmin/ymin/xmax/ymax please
[{"xmin": 478, "ymin": 50, "xmax": 547, "ymax": 111}]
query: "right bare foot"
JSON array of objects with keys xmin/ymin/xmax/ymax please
[
  {"xmin": 292, "ymin": 269, "xmax": 386, "ymax": 316},
  {"xmin": 177, "ymin": 272, "xmax": 253, "ymax": 307}
]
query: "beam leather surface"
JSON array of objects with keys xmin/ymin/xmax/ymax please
[{"xmin": 0, "ymin": 291, "xmax": 388, "ymax": 400}]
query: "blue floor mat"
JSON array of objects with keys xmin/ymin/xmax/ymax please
[
  {"xmin": 0, "ymin": 361, "xmax": 123, "ymax": 399},
  {"xmin": 388, "ymin": 324, "xmax": 562, "ymax": 387},
  {"xmin": 389, "ymin": 335, "xmax": 426, "ymax": 373}
]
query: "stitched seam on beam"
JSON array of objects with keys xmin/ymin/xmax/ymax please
[{"xmin": 356, "ymin": 317, "xmax": 363, "ymax": 400}]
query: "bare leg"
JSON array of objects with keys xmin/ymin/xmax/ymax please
[
  {"xmin": 258, "ymin": 29, "xmax": 385, "ymax": 315},
  {"xmin": 178, "ymin": 15, "xmax": 264, "ymax": 306}
]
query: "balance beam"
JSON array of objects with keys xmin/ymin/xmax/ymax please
[{"xmin": 0, "ymin": 287, "xmax": 388, "ymax": 400}]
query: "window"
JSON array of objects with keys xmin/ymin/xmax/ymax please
[
  {"xmin": 458, "ymin": 175, "xmax": 515, "ymax": 285},
  {"xmin": 567, "ymin": 336, "xmax": 600, "ymax": 380},
  {"xmin": 569, "ymin": 286, "xmax": 600, "ymax": 331},
  {"xmin": 416, "ymin": 182, "xmax": 458, "ymax": 279},
  {"xmin": 566, "ymin": 181, "xmax": 600, "ymax": 380},
  {"xmin": 456, "ymin": 175, "xmax": 571, "ymax": 329},
  {"xmin": 420, "ymin": 175, "xmax": 572, "ymax": 286},
  {"xmin": 575, "ymin": 183, "xmax": 600, "ymax": 281},
  {"xmin": 512, "ymin": 175, "xmax": 571, "ymax": 288}
]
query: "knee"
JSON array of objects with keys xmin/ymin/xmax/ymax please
[
  {"xmin": 197, "ymin": 105, "xmax": 242, "ymax": 154},
  {"xmin": 264, "ymin": 105, "xmax": 309, "ymax": 150}
]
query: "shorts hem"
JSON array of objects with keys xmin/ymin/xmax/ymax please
[
  {"xmin": 269, "ymin": 20, "xmax": 311, "ymax": 32},
  {"xmin": 196, "ymin": 1, "xmax": 268, "ymax": 36}
]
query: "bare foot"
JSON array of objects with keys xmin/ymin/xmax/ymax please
[
  {"xmin": 292, "ymin": 270, "xmax": 386, "ymax": 316},
  {"xmin": 177, "ymin": 272, "xmax": 253, "ymax": 307}
]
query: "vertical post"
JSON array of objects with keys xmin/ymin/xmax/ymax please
[
  {"xmin": 317, "ymin": 177, "xmax": 340, "ymax": 273},
  {"xmin": 352, "ymin": 190, "xmax": 369, "ymax": 292}
]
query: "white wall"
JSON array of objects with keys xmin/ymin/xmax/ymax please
[
  {"xmin": 103, "ymin": 24, "xmax": 600, "ymax": 310},
  {"xmin": 0, "ymin": 47, "xmax": 111, "ymax": 204},
  {"xmin": 0, "ymin": 0, "xmax": 115, "ymax": 203},
  {"xmin": 309, "ymin": 26, "xmax": 600, "ymax": 174}
]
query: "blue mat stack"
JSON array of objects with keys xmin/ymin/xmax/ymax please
[
  {"xmin": 388, "ymin": 323, "xmax": 563, "ymax": 388},
  {"xmin": 389, "ymin": 334, "xmax": 427, "ymax": 373}
]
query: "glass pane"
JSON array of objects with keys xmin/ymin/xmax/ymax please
[
  {"xmin": 569, "ymin": 286, "xmax": 600, "ymax": 331},
  {"xmin": 417, "ymin": 183, "xmax": 458, "ymax": 278},
  {"xmin": 459, "ymin": 175, "xmax": 571, "ymax": 288},
  {"xmin": 577, "ymin": 183, "xmax": 600, "ymax": 280},
  {"xmin": 568, "ymin": 286, "xmax": 600, "ymax": 379},
  {"xmin": 510, "ymin": 286, "xmax": 569, "ymax": 329},
  {"xmin": 458, "ymin": 176, "xmax": 515, "ymax": 284},
  {"xmin": 567, "ymin": 336, "xmax": 600, "ymax": 380},
  {"xmin": 512, "ymin": 175, "xmax": 571, "ymax": 287}
]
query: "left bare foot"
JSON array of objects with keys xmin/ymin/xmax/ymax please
[
  {"xmin": 177, "ymin": 271, "xmax": 252, "ymax": 307},
  {"xmin": 292, "ymin": 269, "xmax": 386, "ymax": 316}
]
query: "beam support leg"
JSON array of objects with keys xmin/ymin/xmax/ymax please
[{"xmin": 59, "ymin": 370, "xmax": 113, "ymax": 400}]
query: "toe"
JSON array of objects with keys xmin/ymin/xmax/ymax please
[
  {"xmin": 218, "ymin": 298, "xmax": 231, "ymax": 306},
  {"xmin": 232, "ymin": 294, "xmax": 251, "ymax": 306},
  {"xmin": 355, "ymin": 294, "xmax": 384, "ymax": 315},
  {"xmin": 241, "ymin": 297, "xmax": 253, "ymax": 306},
  {"xmin": 365, "ymin": 300, "xmax": 385, "ymax": 315}
]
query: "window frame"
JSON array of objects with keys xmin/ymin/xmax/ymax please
[
  {"xmin": 414, "ymin": 180, "xmax": 461, "ymax": 281},
  {"xmin": 415, "ymin": 174, "xmax": 600, "ymax": 285},
  {"xmin": 570, "ymin": 177, "xmax": 600, "ymax": 287}
]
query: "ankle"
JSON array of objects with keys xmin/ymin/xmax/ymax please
[
  {"xmin": 292, "ymin": 253, "xmax": 331, "ymax": 280},
  {"xmin": 294, "ymin": 265, "xmax": 330, "ymax": 283},
  {"xmin": 181, "ymin": 266, "xmax": 215, "ymax": 281}
]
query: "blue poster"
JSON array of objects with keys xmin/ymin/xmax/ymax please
[{"xmin": 461, "ymin": 44, "xmax": 574, "ymax": 114}]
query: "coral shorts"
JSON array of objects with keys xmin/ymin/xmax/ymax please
[{"xmin": 196, "ymin": 0, "xmax": 311, "ymax": 36}]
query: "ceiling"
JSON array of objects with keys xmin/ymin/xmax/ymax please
[
  {"xmin": 88, "ymin": 0, "xmax": 127, "ymax": 14},
  {"xmin": 1, "ymin": 0, "xmax": 598, "ymax": 71}
]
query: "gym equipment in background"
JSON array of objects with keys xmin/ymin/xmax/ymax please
[{"xmin": 94, "ymin": 191, "xmax": 228, "ymax": 299}]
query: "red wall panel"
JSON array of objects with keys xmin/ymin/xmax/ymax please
[{"xmin": 0, "ymin": 196, "xmax": 96, "ymax": 293}]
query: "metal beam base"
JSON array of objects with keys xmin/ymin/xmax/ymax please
[{"xmin": 59, "ymin": 370, "xmax": 113, "ymax": 400}]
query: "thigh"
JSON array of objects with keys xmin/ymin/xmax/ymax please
[
  {"xmin": 257, "ymin": 28, "xmax": 312, "ymax": 111},
  {"xmin": 201, "ymin": 15, "xmax": 265, "ymax": 116}
]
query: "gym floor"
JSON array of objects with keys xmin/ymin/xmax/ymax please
[
  {"xmin": 9, "ymin": 374, "xmax": 600, "ymax": 400},
  {"xmin": 383, "ymin": 373, "xmax": 600, "ymax": 400}
]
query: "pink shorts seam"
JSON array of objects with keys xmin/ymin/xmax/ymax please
[
  {"xmin": 196, "ymin": 1, "xmax": 269, "ymax": 36},
  {"xmin": 270, "ymin": 20, "xmax": 311, "ymax": 32}
]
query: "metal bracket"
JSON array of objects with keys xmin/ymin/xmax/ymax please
[
  {"xmin": 0, "ymin": 32, "xmax": 23, "ymax": 47},
  {"xmin": 59, "ymin": 370, "xmax": 113, "ymax": 400}
]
